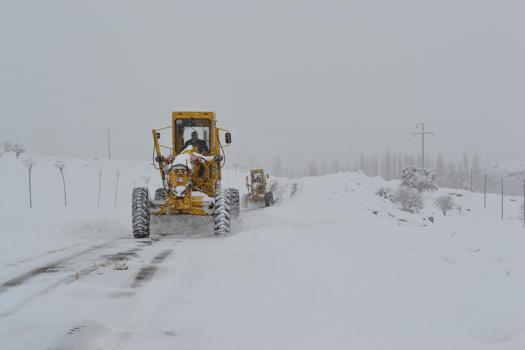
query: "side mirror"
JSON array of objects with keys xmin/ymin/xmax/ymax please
[
  {"xmin": 156, "ymin": 132, "xmax": 161, "ymax": 139},
  {"xmin": 225, "ymin": 132, "xmax": 232, "ymax": 144}
]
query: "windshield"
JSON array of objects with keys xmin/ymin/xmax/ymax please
[
  {"xmin": 252, "ymin": 172, "xmax": 263, "ymax": 183},
  {"xmin": 175, "ymin": 118, "xmax": 211, "ymax": 154}
]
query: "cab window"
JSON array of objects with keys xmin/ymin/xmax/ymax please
[{"xmin": 175, "ymin": 118, "xmax": 211, "ymax": 154}]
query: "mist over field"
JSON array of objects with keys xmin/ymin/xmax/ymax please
[
  {"xmin": 2, "ymin": 1, "xmax": 525, "ymax": 349},
  {"xmin": 1, "ymin": 0, "xmax": 524, "ymax": 171}
]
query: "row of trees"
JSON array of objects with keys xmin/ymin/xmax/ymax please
[
  {"xmin": 22, "ymin": 158, "xmax": 67, "ymax": 208},
  {"xmin": 270, "ymin": 152, "xmax": 484, "ymax": 191},
  {"xmin": 0, "ymin": 141, "xmax": 26, "ymax": 159}
]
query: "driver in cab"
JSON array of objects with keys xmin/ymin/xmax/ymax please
[{"xmin": 183, "ymin": 131, "xmax": 209, "ymax": 154}]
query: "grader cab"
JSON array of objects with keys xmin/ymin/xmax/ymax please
[
  {"xmin": 132, "ymin": 111, "xmax": 239, "ymax": 238},
  {"xmin": 243, "ymin": 168, "xmax": 274, "ymax": 208}
]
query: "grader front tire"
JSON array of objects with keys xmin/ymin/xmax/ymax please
[
  {"xmin": 214, "ymin": 191, "xmax": 231, "ymax": 235},
  {"xmin": 132, "ymin": 187, "xmax": 150, "ymax": 238},
  {"xmin": 265, "ymin": 191, "xmax": 274, "ymax": 207}
]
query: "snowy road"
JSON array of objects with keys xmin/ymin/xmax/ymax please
[{"xmin": 2, "ymin": 170, "xmax": 525, "ymax": 349}]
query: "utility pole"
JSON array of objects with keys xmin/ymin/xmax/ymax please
[
  {"xmin": 103, "ymin": 128, "xmax": 114, "ymax": 159},
  {"xmin": 413, "ymin": 123, "xmax": 433, "ymax": 169}
]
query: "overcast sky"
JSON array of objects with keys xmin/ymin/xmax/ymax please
[{"xmin": 1, "ymin": 0, "xmax": 524, "ymax": 169}]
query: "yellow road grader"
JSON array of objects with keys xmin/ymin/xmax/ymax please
[
  {"xmin": 243, "ymin": 168, "xmax": 274, "ymax": 208},
  {"xmin": 132, "ymin": 111, "xmax": 239, "ymax": 238}
]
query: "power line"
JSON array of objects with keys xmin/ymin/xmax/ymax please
[{"xmin": 0, "ymin": 76, "xmax": 164, "ymax": 115}]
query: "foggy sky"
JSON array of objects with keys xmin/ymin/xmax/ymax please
[{"xmin": 1, "ymin": 0, "xmax": 524, "ymax": 170}]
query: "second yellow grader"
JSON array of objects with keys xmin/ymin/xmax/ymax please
[{"xmin": 243, "ymin": 168, "xmax": 274, "ymax": 208}]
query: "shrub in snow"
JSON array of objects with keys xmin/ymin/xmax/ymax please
[
  {"xmin": 393, "ymin": 185, "xmax": 424, "ymax": 213},
  {"xmin": 24, "ymin": 157, "xmax": 35, "ymax": 208},
  {"xmin": 434, "ymin": 195, "xmax": 455, "ymax": 216},
  {"xmin": 13, "ymin": 143, "xmax": 26, "ymax": 159},
  {"xmin": 401, "ymin": 166, "xmax": 437, "ymax": 193},
  {"xmin": 376, "ymin": 187, "xmax": 395, "ymax": 201}
]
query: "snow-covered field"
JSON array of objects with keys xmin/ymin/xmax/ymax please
[{"xmin": 1, "ymin": 154, "xmax": 525, "ymax": 349}]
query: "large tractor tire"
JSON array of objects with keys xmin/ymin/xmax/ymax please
[
  {"xmin": 214, "ymin": 190, "xmax": 231, "ymax": 235},
  {"xmin": 132, "ymin": 187, "xmax": 150, "ymax": 238},
  {"xmin": 154, "ymin": 188, "xmax": 167, "ymax": 201},
  {"xmin": 225, "ymin": 188, "xmax": 240, "ymax": 218},
  {"xmin": 264, "ymin": 191, "xmax": 274, "ymax": 207}
]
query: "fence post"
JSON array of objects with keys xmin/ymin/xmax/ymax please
[
  {"xmin": 484, "ymin": 174, "xmax": 487, "ymax": 208},
  {"xmin": 98, "ymin": 170, "xmax": 102, "ymax": 208},
  {"xmin": 501, "ymin": 179, "xmax": 504, "ymax": 220}
]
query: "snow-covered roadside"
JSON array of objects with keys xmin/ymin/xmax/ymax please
[
  {"xmin": 0, "ymin": 153, "xmax": 147, "ymax": 271},
  {"xmin": 2, "ymin": 155, "xmax": 525, "ymax": 349},
  {"xmin": 82, "ymin": 172, "xmax": 525, "ymax": 349},
  {"xmin": 0, "ymin": 153, "xmax": 246, "ymax": 269}
]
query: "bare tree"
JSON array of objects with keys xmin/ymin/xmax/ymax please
[
  {"xmin": 13, "ymin": 143, "xmax": 26, "ymax": 159},
  {"xmin": 434, "ymin": 195, "xmax": 455, "ymax": 216},
  {"xmin": 98, "ymin": 170, "xmax": 103, "ymax": 208},
  {"xmin": 25, "ymin": 157, "xmax": 35, "ymax": 208},
  {"xmin": 54, "ymin": 161, "xmax": 67, "ymax": 206}
]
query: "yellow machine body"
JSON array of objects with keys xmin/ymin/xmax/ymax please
[
  {"xmin": 151, "ymin": 111, "xmax": 230, "ymax": 216},
  {"xmin": 246, "ymin": 168, "xmax": 269, "ymax": 203}
]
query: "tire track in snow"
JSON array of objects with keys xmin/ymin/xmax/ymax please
[
  {"xmin": 131, "ymin": 249, "xmax": 173, "ymax": 288},
  {"xmin": 0, "ymin": 239, "xmax": 125, "ymax": 294},
  {"xmin": 0, "ymin": 240, "xmax": 154, "ymax": 318}
]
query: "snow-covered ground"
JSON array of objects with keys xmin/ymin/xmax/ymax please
[{"xmin": 1, "ymin": 153, "xmax": 525, "ymax": 349}]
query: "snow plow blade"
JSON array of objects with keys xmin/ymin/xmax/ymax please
[{"xmin": 150, "ymin": 215, "xmax": 215, "ymax": 236}]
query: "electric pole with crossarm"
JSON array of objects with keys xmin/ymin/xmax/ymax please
[{"xmin": 413, "ymin": 123, "xmax": 433, "ymax": 169}]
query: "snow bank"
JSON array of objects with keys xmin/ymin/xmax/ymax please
[{"xmin": 2, "ymin": 154, "xmax": 525, "ymax": 349}]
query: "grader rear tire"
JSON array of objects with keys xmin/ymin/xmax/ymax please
[
  {"xmin": 214, "ymin": 190, "xmax": 231, "ymax": 235},
  {"xmin": 132, "ymin": 187, "xmax": 150, "ymax": 238}
]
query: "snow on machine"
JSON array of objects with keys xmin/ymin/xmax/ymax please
[{"xmin": 132, "ymin": 110, "xmax": 239, "ymax": 238}]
